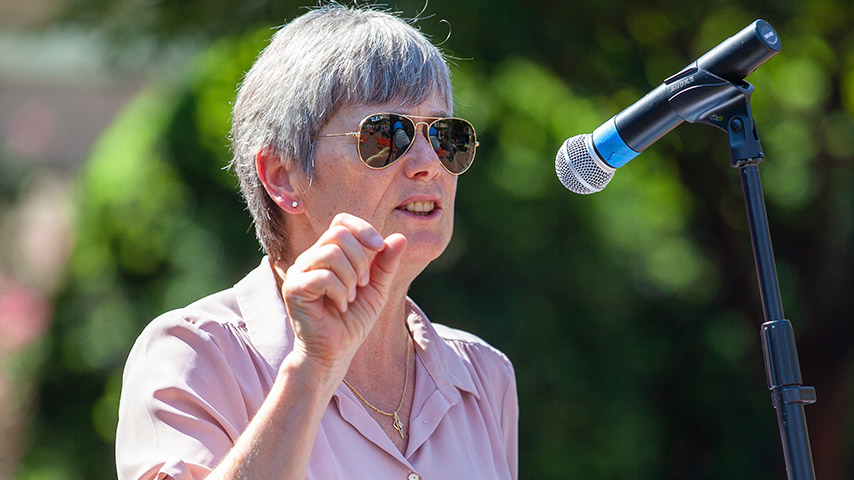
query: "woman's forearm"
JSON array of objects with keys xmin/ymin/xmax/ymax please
[{"xmin": 207, "ymin": 353, "xmax": 343, "ymax": 479}]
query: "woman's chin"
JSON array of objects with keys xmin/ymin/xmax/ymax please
[{"xmin": 398, "ymin": 232, "xmax": 450, "ymax": 266}]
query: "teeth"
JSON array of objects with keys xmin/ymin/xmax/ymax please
[{"xmin": 404, "ymin": 201, "xmax": 435, "ymax": 214}]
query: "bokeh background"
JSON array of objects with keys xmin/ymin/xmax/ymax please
[{"xmin": 2, "ymin": 0, "xmax": 853, "ymax": 478}]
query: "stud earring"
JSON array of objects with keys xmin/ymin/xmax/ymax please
[{"xmin": 291, "ymin": 201, "xmax": 299, "ymax": 209}]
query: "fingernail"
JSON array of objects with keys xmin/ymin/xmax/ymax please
[{"xmin": 369, "ymin": 232, "xmax": 384, "ymax": 249}]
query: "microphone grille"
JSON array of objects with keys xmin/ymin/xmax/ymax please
[{"xmin": 555, "ymin": 134, "xmax": 614, "ymax": 194}]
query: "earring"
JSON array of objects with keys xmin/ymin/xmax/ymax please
[{"xmin": 291, "ymin": 201, "xmax": 299, "ymax": 209}]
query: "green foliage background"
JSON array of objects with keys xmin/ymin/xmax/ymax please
[{"xmin": 14, "ymin": 0, "xmax": 854, "ymax": 478}]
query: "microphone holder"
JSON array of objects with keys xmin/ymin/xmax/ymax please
[{"xmin": 671, "ymin": 73, "xmax": 818, "ymax": 479}]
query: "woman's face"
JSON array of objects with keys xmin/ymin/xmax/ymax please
[{"xmin": 294, "ymin": 91, "xmax": 458, "ymax": 274}]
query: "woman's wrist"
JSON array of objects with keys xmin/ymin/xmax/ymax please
[{"xmin": 278, "ymin": 348, "xmax": 350, "ymax": 398}]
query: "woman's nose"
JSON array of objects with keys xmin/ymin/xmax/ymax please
[{"xmin": 401, "ymin": 123, "xmax": 442, "ymax": 179}]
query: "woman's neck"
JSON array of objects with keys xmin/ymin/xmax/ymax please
[{"xmin": 347, "ymin": 291, "xmax": 411, "ymax": 375}]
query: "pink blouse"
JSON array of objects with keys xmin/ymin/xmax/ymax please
[{"xmin": 116, "ymin": 258, "xmax": 518, "ymax": 479}]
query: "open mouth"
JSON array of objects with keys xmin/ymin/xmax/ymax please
[{"xmin": 400, "ymin": 201, "xmax": 436, "ymax": 216}]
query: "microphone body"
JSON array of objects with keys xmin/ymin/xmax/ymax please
[{"xmin": 557, "ymin": 19, "xmax": 781, "ymax": 194}]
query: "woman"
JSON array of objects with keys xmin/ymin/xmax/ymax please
[{"xmin": 116, "ymin": 4, "xmax": 517, "ymax": 479}]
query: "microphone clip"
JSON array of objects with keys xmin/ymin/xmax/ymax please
[{"xmin": 667, "ymin": 65, "xmax": 765, "ymax": 166}]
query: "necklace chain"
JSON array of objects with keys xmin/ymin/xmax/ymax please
[{"xmin": 342, "ymin": 335, "xmax": 411, "ymax": 439}]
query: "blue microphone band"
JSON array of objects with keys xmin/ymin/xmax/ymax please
[{"xmin": 591, "ymin": 117, "xmax": 641, "ymax": 168}]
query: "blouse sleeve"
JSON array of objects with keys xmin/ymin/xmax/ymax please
[
  {"xmin": 500, "ymin": 361, "xmax": 519, "ymax": 479},
  {"xmin": 115, "ymin": 313, "xmax": 263, "ymax": 480}
]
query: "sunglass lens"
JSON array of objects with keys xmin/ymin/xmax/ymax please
[
  {"xmin": 358, "ymin": 114, "xmax": 414, "ymax": 168},
  {"xmin": 431, "ymin": 119, "xmax": 477, "ymax": 174}
]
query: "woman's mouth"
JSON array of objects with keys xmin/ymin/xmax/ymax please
[{"xmin": 401, "ymin": 201, "xmax": 436, "ymax": 216}]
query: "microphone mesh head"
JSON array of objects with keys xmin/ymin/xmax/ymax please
[{"xmin": 555, "ymin": 134, "xmax": 614, "ymax": 194}]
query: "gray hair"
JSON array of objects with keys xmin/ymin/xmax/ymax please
[{"xmin": 230, "ymin": 3, "xmax": 454, "ymax": 260}]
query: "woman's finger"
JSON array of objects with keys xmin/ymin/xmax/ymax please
[
  {"xmin": 288, "ymin": 267, "xmax": 351, "ymax": 314},
  {"xmin": 312, "ymin": 225, "xmax": 374, "ymax": 288},
  {"xmin": 329, "ymin": 213, "xmax": 385, "ymax": 251},
  {"xmin": 367, "ymin": 233, "xmax": 407, "ymax": 293},
  {"xmin": 303, "ymin": 242, "xmax": 360, "ymax": 303}
]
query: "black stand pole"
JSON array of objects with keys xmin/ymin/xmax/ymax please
[
  {"xmin": 687, "ymin": 82, "xmax": 817, "ymax": 479},
  {"xmin": 738, "ymin": 163, "xmax": 817, "ymax": 480}
]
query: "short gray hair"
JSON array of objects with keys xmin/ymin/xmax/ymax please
[{"xmin": 230, "ymin": 3, "xmax": 454, "ymax": 260}]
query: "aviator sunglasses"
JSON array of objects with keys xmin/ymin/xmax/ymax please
[{"xmin": 314, "ymin": 113, "xmax": 479, "ymax": 175}]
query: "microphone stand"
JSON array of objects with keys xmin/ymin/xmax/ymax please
[{"xmin": 672, "ymin": 74, "xmax": 817, "ymax": 479}]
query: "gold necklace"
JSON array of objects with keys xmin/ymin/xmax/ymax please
[{"xmin": 342, "ymin": 336, "xmax": 411, "ymax": 439}]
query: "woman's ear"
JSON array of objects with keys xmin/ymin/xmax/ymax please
[{"xmin": 255, "ymin": 148, "xmax": 303, "ymax": 213}]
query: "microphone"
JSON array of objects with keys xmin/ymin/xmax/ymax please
[
  {"xmin": 556, "ymin": 19, "xmax": 781, "ymax": 194},
  {"xmin": 393, "ymin": 121, "xmax": 412, "ymax": 152}
]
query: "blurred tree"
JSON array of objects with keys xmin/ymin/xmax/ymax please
[{"xmin": 17, "ymin": 0, "xmax": 854, "ymax": 479}]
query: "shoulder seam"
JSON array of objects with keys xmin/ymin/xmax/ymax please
[{"xmin": 434, "ymin": 325, "xmax": 512, "ymax": 366}]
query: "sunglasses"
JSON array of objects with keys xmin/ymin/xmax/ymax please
[{"xmin": 314, "ymin": 113, "xmax": 479, "ymax": 175}]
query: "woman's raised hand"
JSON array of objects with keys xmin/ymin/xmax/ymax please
[{"xmin": 279, "ymin": 213, "xmax": 407, "ymax": 372}]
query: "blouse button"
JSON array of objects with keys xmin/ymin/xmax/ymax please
[{"xmin": 408, "ymin": 473, "xmax": 422, "ymax": 480}]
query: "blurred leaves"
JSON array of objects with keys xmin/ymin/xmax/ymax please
[
  {"xmin": 16, "ymin": 29, "xmax": 264, "ymax": 478},
  {"xmin": 12, "ymin": 0, "xmax": 854, "ymax": 479}
]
